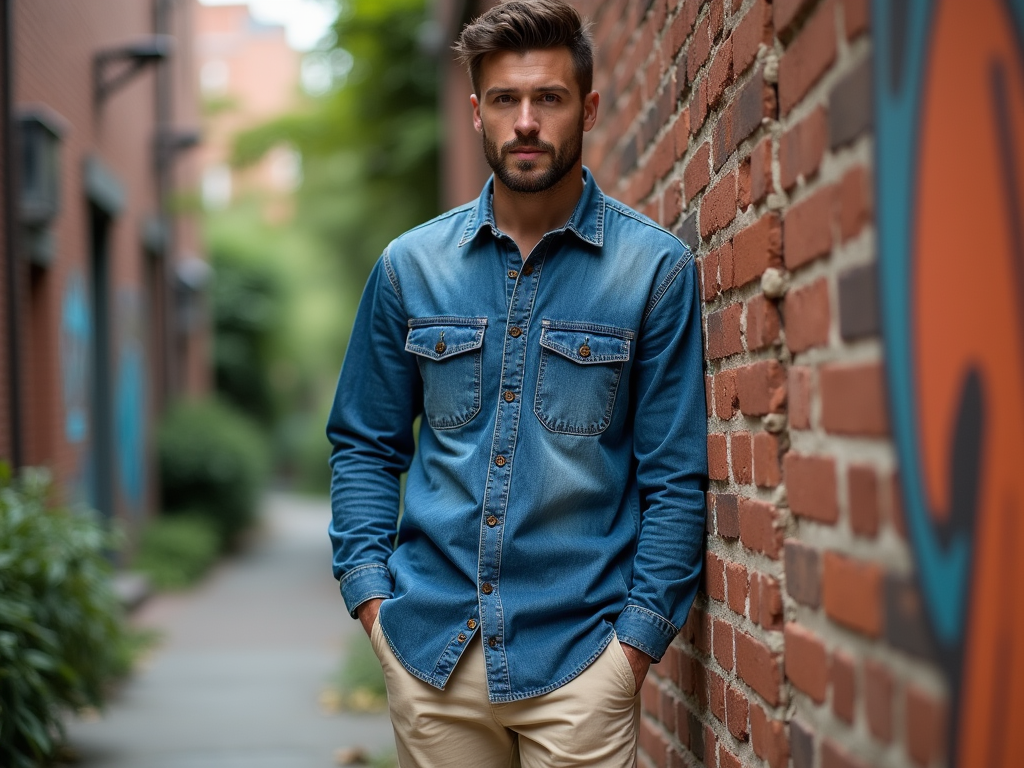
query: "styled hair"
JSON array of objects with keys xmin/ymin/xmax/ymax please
[{"xmin": 453, "ymin": 1, "xmax": 594, "ymax": 98}]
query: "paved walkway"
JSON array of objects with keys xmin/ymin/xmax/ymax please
[{"xmin": 64, "ymin": 492, "xmax": 395, "ymax": 768}]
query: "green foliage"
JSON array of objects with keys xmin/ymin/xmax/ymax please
[
  {"xmin": 0, "ymin": 466, "xmax": 130, "ymax": 768},
  {"xmin": 157, "ymin": 399, "xmax": 269, "ymax": 548},
  {"xmin": 133, "ymin": 515, "xmax": 221, "ymax": 591},
  {"xmin": 331, "ymin": 631, "xmax": 387, "ymax": 712}
]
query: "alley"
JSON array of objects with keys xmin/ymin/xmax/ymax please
[{"xmin": 64, "ymin": 493, "xmax": 395, "ymax": 768}]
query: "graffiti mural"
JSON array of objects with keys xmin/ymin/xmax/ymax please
[
  {"xmin": 61, "ymin": 271, "xmax": 92, "ymax": 504},
  {"xmin": 873, "ymin": 0, "xmax": 1024, "ymax": 765},
  {"xmin": 115, "ymin": 290, "xmax": 146, "ymax": 513}
]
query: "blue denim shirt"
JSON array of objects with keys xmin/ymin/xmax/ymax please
[{"xmin": 328, "ymin": 169, "xmax": 707, "ymax": 702}]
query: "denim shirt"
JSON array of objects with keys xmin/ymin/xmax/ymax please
[{"xmin": 327, "ymin": 169, "xmax": 707, "ymax": 703}]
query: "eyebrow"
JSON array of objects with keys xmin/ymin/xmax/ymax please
[{"xmin": 484, "ymin": 85, "xmax": 573, "ymax": 98}]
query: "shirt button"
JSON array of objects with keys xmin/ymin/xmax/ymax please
[
  {"xmin": 435, "ymin": 341, "xmax": 447, "ymax": 354},
  {"xmin": 458, "ymin": 632, "xmax": 467, "ymax": 642},
  {"xmin": 509, "ymin": 326, "xmax": 522, "ymax": 338},
  {"xmin": 503, "ymin": 390, "xmax": 515, "ymax": 402},
  {"xmin": 481, "ymin": 582, "xmax": 493, "ymax": 595},
  {"xmin": 494, "ymin": 456, "xmax": 506, "ymax": 467},
  {"xmin": 508, "ymin": 269, "xmax": 518, "ymax": 279},
  {"xmin": 488, "ymin": 637, "xmax": 499, "ymax": 648},
  {"xmin": 486, "ymin": 515, "xmax": 498, "ymax": 527},
  {"xmin": 522, "ymin": 264, "xmax": 534, "ymax": 276},
  {"xmin": 579, "ymin": 344, "xmax": 591, "ymax": 358},
  {"xmin": 467, "ymin": 619, "xmax": 477, "ymax": 629}
]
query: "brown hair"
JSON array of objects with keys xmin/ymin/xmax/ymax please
[{"xmin": 453, "ymin": 1, "xmax": 594, "ymax": 98}]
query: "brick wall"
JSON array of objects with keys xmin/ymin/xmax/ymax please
[{"xmin": 576, "ymin": 2, "xmax": 949, "ymax": 767}]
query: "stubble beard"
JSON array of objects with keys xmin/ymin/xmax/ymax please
[{"xmin": 482, "ymin": 119, "xmax": 584, "ymax": 194}]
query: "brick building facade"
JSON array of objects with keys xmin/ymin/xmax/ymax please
[
  {"xmin": 0, "ymin": 0, "xmax": 207, "ymax": 541},
  {"xmin": 437, "ymin": 1, "xmax": 1024, "ymax": 767}
]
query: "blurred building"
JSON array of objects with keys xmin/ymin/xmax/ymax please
[
  {"xmin": 0, "ymin": 0, "xmax": 208, "ymax": 535},
  {"xmin": 194, "ymin": 2, "xmax": 301, "ymax": 219}
]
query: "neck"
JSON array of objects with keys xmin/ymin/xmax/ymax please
[{"xmin": 491, "ymin": 163, "xmax": 585, "ymax": 255}]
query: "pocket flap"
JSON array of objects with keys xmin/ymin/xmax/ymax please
[
  {"xmin": 539, "ymin": 320, "xmax": 633, "ymax": 364},
  {"xmin": 406, "ymin": 317, "xmax": 487, "ymax": 361}
]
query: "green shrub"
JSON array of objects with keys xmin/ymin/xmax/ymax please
[
  {"xmin": 157, "ymin": 398, "xmax": 269, "ymax": 548},
  {"xmin": 133, "ymin": 515, "xmax": 220, "ymax": 590},
  {"xmin": 0, "ymin": 465, "xmax": 130, "ymax": 768}
]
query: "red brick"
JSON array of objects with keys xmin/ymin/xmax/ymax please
[
  {"xmin": 736, "ymin": 631, "xmax": 783, "ymax": 705},
  {"xmin": 778, "ymin": 0, "xmax": 838, "ymax": 115},
  {"xmin": 848, "ymin": 463, "xmax": 880, "ymax": 537},
  {"xmin": 707, "ymin": 303, "xmax": 743, "ymax": 359},
  {"xmin": 699, "ymin": 170, "xmax": 737, "ymax": 238},
  {"xmin": 732, "ymin": 67, "xmax": 777, "ymax": 147},
  {"xmin": 708, "ymin": 433, "xmax": 728, "ymax": 481},
  {"xmin": 842, "ymin": 0, "xmax": 869, "ymax": 39},
  {"xmin": 719, "ymin": 745, "xmax": 743, "ymax": 768},
  {"xmin": 659, "ymin": 689, "xmax": 677, "ymax": 734},
  {"xmin": 690, "ymin": 77, "xmax": 708, "ymax": 136},
  {"xmin": 829, "ymin": 651, "xmax": 856, "ymax": 723},
  {"xmin": 784, "ymin": 185, "xmax": 835, "ymax": 269},
  {"xmin": 784, "ymin": 539, "xmax": 821, "ymax": 607},
  {"xmin": 748, "ymin": 137, "xmax": 774, "ymax": 206},
  {"xmin": 668, "ymin": 0, "xmax": 697, "ymax": 61},
  {"xmin": 705, "ymin": 373, "xmax": 713, "ymax": 416},
  {"xmin": 788, "ymin": 366, "xmax": 813, "ymax": 429},
  {"xmin": 684, "ymin": 141, "xmax": 711, "ymax": 203},
  {"xmin": 738, "ymin": 154, "xmax": 753, "ymax": 210},
  {"xmin": 822, "ymin": 551, "xmax": 883, "ymax": 636},
  {"xmin": 663, "ymin": 179, "xmax": 683, "ymax": 225},
  {"xmin": 887, "ymin": 472, "xmax": 907, "ymax": 539},
  {"xmin": 836, "ymin": 165, "xmax": 872, "ymax": 241},
  {"xmin": 733, "ymin": 0, "xmax": 772, "ymax": 77},
  {"xmin": 707, "ymin": 38, "xmax": 733, "ymax": 108},
  {"xmin": 750, "ymin": 703, "xmax": 791, "ymax": 768},
  {"xmin": 773, "ymin": 0, "xmax": 815, "ymax": 33},
  {"xmin": 735, "ymin": 360, "xmax": 787, "ymax": 415},
  {"xmin": 714, "ymin": 369, "xmax": 738, "ymax": 419},
  {"xmin": 739, "ymin": 497, "xmax": 783, "ymax": 558},
  {"xmin": 639, "ymin": 717, "xmax": 669, "ymax": 768},
  {"xmin": 733, "ymin": 213, "xmax": 782, "ymax": 287},
  {"xmin": 693, "ymin": 607, "xmax": 712, "ymax": 655},
  {"xmin": 864, "ymin": 659, "xmax": 893, "ymax": 743},
  {"xmin": 730, "ymin": 431, "xmax": 752, "ymax": 484},
  {"xmin": 780, "ymin": 107, "xmax": 827, "ymax": 190},
  {"xmin": 784, "ymin": 622, "xmax": 828, "ymax": 702},
  {"xmin": 704, "ymin": 724, "xmax": 718, "ymax": 768},
  {"xmin": 713, "ymin": 617, "xmax": 734, "ymax": 670},
  {"xmin": 705, "ymin": 551, "xmax": 727, "ymax": 601},
  {"xmin": 716, "ymin": 493, "xmax": 740, "ymax": 538},
  {"xmin": 718, "ymin": 240, "xmax": 735, "ymax": 289},
  {"xmin": 641, "ymin": 677, "xmax": 661, "ymax": 719},
  {"xmin": 820, "ymin": 362, "xmax": 889, "ymax": 436},
  {"xmin": 745, "ymin": 294, "xmax": 781, "ymax": 351},
  {"xmin": 726, "ymin": 686, "xmax": 749, "ymax": 740},
  {"xmin": 756, "ymin": 574, "xmax": 784, "ymax": 629},
  {"xmin": 905, "ymin": 686, "xmax": 947, "ymax": 767},
  {"xmin": 821, "ymin": 740, "xmax": 871, "ymax": 768},
  {"xmin": 674, "ymin": 107, "xmax": 691, "ymax": 158},
  {"xmin": 688, "ymin": 15, "xmax": 713, "ymax": 81},
  {"xmin": 700, "ymin": 252, "xmax": 720, "ymax": 301},
  {"xmin": 709, "ymin": 0, "xmax": 725, "ymax": 39},
  {"xmin": 753, "ymin": 431, "xmax": 782, "ymax": 487},
  {"xmin": 785, "ymin": 452, "xmax": 839, "ymax": 522},
  {"xmin": 726, "ymin": 562, "xmax": 748, "ymax": 615},
  {"xmin": 709, "ymin": 669, "xmax": 726, "ymax": 722},
  {"xmin": 784, "ymin": 277, "xmax": 830, "ymax": 353}
]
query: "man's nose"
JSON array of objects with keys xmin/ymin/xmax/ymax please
[{"xmin": 514, "ymin": 100, "xmax": 540, "ymax": 136}]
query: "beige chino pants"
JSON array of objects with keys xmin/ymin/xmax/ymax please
[{"xmin": 370, "ymin": 617, "xmax": 641, "ymax": 768}]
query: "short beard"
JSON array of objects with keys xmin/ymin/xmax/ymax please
[{"xmin": 482, "ymin": 122, "xmax": 583, "ymax": 194}]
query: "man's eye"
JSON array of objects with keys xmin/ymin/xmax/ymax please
[
  {"xmin": 541, "ymin": 93, "xmax": 559, "ymax": 103},
  {"xmin": 495, "ymin": 95, "xmax": 514, "ymax": 104}
]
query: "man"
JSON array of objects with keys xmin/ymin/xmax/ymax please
[{"xmin": 327, "ymin": 1, "xmax": 707, "ymax": 765}]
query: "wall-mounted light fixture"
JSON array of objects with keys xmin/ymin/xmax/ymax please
[
  {"xmin": 18, "ymin": 105, "xmax": 66, "ymax": 267},
  {"xmin": 94, "ymin": 35, "xmax": 173, "ymax": 106}
]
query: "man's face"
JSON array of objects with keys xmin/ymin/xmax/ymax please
[{"xmin": 471, "ymin": 48, "xmax": 599, "ymax": 194}]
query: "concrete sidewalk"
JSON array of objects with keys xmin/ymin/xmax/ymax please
[{"xmin": 64, "ymin": 492, "xmax": 395, "ymax": 768}]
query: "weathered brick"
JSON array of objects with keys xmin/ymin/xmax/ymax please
[
  {"xmin": 709, "ymin": 0, "xmax": 724, "ymax": 39},
  {"xmin": 676, "ymin": 211, "xmax": 699, "ymax": 249},
  {"xmin": 735, "ymin": 360, "xmax": 787, "ymax": 415},
  {"xmin": 785, "ymin": 452, "xmax": 839, "ymax": 523},
  {"xmin": 732, "ymin": 67, "xmax": 776, "ymax": 147},
  {"xmin": 719, "ymin": 745, "xmax": 743, "ymax": 768},
  {"xmin": 736, "ymin": 631, "xmax": 783, "ymax": 705},
  {"xmin": 716, "ymin": 492, "xmax": 740, "ymax": 538},
  {"xmin": 829, "ymin": 55, "xmax": 872, "ymax": 148},
  {"xmin": 778, "ymin": 0, "xmax": 837, "ymax": 115},
  {"xmin": 684, "ymin": 141, "xmax": 711, "ymax": 203},
  {"xmin": 726, "ymin": 562, "xmax": 748, "ymax": 615},
  {"xmin": 674, "ymin": 105, "xmax": 691, "ymax": 159},
  {"xmin": 788, "ymin": 366, "xmax": 813, "ymax": 429},
  {"xmin": 730, "ymin": 431, "xmax": 752, "ymax": 484},
  {"xmin": 848, "ymin": 463, "xmax": 879, "ymax": 537},
  {"xmin": 726, "ymin": 686, "xmax": 749, "ymax": 740},
  {"xmin": 689, "ymin": 77, "xmax": 708, "ymax": 135},
  {"xmin": 780, "ymin": 107, "xmax": 827, "ymax": 190},
  {"xmin": 733, "ymin": 0, "xmax": 772, "ymax": 77},
  {"xmin": 746, "ymin": 293, "xmax": 781, "ymax": 350},
  {"xmin": 710, "ymin": 669, "xmax": 727, "ymax": 724},
  {"xmin": 705, "ymin": 550, "xmax": 726, "ymax": 600},
  {"xmin": 829, "ymin": 651, "xmax": 856, "ymax": 724},
  {"xmin": 639, "ymin": 717, "xmax": 669, "ymax": 768},
  {"xmin": 687, "ymin": 15, "xmax": 713, "ymax": 81},
  {"xmin": 753, "ymin": 431, "xmax": 782, "ymax": 487},
  {"xmin": 750, "ymin": 703, "xmax": 790, "ymax": 768},
  {"xmin": 784, "ymin": 185, "xmax": 835, "ymax": 269},
  {"xmin": 700, "ymin": 252, "xmax": 720, "ymax": 301},
  {"xmin": 756, "ymin": 573, "xmax": 784, "ymax": 629},
  {"xmin": 699, "ymin": 170, "xmax": 737, "ymax": 238},
  {"xmin": 663, "ymin": 179, "xmax": 683, "ymax": 226},
  {"xmin": 821, "ymin": 740, "xmax": 871, "ymax": 768},
  {"xmin": 708, "ymin": 433, "xmax": 729, "ymax": 481},
  {"xmin": 704, "ymin": 724, "xmax": 718, "ymax": 768},
  {"xmin": 705, "ymin": 373, "xmax": 713, "ymax": 416},
  {"xmin": 836, "ymin": 165, "xmax": 872, "ymax": 241},
  {"xmin": 714, "ymin": 369, "xmax": 738, "ymax": 419},
  {"xmin": 823, "ymin": 551, "xmax": 883, "ymax": 636},
  {"xmin": 791, "ymin": 719, "xmax": 815, "ymax": 768},
  {"xmin": 773, "ymin": 0, "xmax": 815, "ymax": 34},
  {"xmin": 785, "ymin": 622, "xmax": 828, "ymax": 702},
  {"xmin": 713, "ymin": 617, "xmax": 734, "ymax": 670},
  {"xmin": 717, "ymin": 240, "xmax": 735, "ymax": 289},
  {"xmin": 784, "ymin": 277, "xmax": 831, "ymax": 353},
  {"xmin": 739, "ymin": 497, "xmax": 783, "ymax": 558},
  {"xmin": 668, "ymin": 0, "xmax": 697, "ymax": 62},
  {"xmin": 733, "ymin": 213, "xmax": 782, "ymax": 287},
  {"xmin": 838, "ymin": 261, "xmax": 880, "ymax": 340},
  {"xmin": 707, "ymin": 37, "xmax": 733, "ymax": 108},
  {"xmin": 864, "ymin": 659, "xmax": 893, "ymax": 743},
  {"xmin": 707, "ymin": 303, "xmax": 743, "ymax": 359},
  {"xmin": 784, "ymin": 539, "xmax": 821, "ymax": 607},
  {"xmin": 748, "ymin": 136, "xmax": 774, "ymax": 205},
  {"xmin": 842, "ymin": 0, "xmax": 869, "ymax": 39},
  {"xmin": 820, "ymin": 362, "xmax": 889, "ymax": 436},
  {"xmin": 713, "ymin": 103, "xmax": 733, "ymax": 171},
  {"xmin": 883, "ymin": 572, "xmax": 939, "ymax": 660}
]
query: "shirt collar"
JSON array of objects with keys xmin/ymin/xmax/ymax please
[{"xmin": 458, "ymin": 166, "xmax": 606, "ymax": 248}]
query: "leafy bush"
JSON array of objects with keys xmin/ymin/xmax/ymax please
[
  {"xmin": 133, "ymin": 515, "xmax": 220, "ymax": 590},
  {"xmin": 157, "ymin": 398, "xmax": 269, "ymax": 549},
  {"xmin": 0, "ymin": 466, "xmax": 130, "ymax": 768}
]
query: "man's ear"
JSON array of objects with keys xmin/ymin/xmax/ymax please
[
  {"xmin": 583, "ymin": 91, "xmax": 600, "ymax": 132},
  {"xmin": 471, "ymin": 94, "xmax": 483, "ymax": 134}
]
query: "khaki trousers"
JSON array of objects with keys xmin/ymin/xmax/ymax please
[{"xmin": 370, "ymin": 617, "xmax": 641, "ymax": 768}]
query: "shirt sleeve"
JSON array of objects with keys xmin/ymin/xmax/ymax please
[
  {"xmin": 326, "ymin": 249, "xmax": 422, "ymax": 617},
  {"xmin": 613, "ymin": 250, "xmax": 708, "ymax": 660}
]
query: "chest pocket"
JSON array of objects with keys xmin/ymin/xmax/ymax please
[
  {"xmin": 534, "ymin": 320, "xmax": 633, "ymax": 435},
  {"xmin": 406, "ymin": 317, "xmax": 487, "ymax": 430}
]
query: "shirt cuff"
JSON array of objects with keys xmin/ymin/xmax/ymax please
[
  {"xmin": 339, "ymin": 563, "xmax": 394, "ymax": 618},
  {"xmin": 613, "ymin": 604, "xmax": 679, "ymax": 661}
]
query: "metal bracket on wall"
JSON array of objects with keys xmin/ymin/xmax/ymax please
[{"xmin": 93, "ymin": 35, "xmax": 173, "ymax": 106}]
